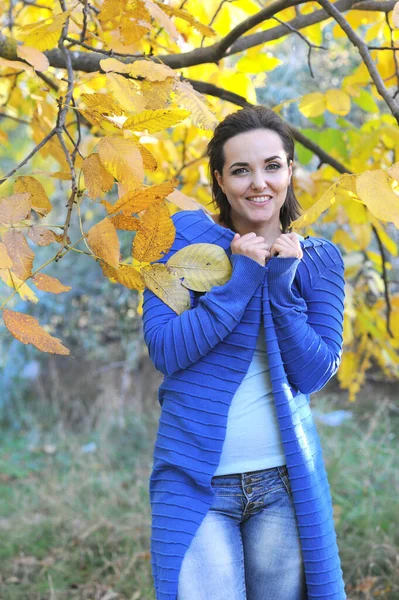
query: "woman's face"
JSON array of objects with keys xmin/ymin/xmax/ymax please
[{"xmin": 214, "ymin": 128, "xmax": 292, "ymax": 233}]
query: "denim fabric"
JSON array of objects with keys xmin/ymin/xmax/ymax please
[{"xmin": 177, "ymin": 466, "xmax": 307, "ymax": 600}]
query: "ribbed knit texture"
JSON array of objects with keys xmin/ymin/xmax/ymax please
[{"xmin": 142, "ymin": 209, "xmax": 346, "ymax": 600}]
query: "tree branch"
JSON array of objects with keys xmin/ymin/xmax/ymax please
[
  {"xmin": 0, "ymin": 129, "xmax": 56, "ymax": 186},
  {"xmin": 317, "ymin": 0, "xmax": 399, "ymax": 123},
  {"xmin": 188, "ymin": 79, "xmax": 351, "ymax": 174},
  {"xmin": 1, "ymin": 0, "xmax": 396, "ymax": 73}
]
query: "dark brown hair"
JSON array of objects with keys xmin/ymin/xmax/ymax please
[{"xmin": 207, "ymin": 106, "xmax": 301, "ymax": 232}]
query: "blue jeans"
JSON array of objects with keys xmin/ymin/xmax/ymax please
[{"xmin": 177, "ymin": 465, "xmax": 307, "ymax": 600}]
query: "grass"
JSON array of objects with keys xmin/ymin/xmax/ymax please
[{"xmin": 0, "ymin": 384, "xmax": 397, "ymax": 599}]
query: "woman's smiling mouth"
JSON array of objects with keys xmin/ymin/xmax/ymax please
[{"xmin": 246, "ymin": 195, "xmax": 272, "ymax": 204}]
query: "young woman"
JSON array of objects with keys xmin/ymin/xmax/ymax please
[{"xmin": 142, "ymin": 106, "xmax": 346, "ymax": 600}]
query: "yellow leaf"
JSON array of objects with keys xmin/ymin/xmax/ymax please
[
  {"xmin": 105, "ymin": 72, "xmax": 147, "ymax": 113},
  {"xmin": 2, "ymin": 309, "xmax": 70, "ymax": 355},
  {"xmin": 133, "ymin": 201, "xmax": 175, "ymax": 262},
  {"xmin": 144, "ymin": 0, "xmax": 179, "ymax": 41},
  {"xmin": 298, "ymin": 92, "xmax": 326, "ymax": 118},
  {"xmin": 17, "ymin": 11, "xmax": 70, "ymax": 52},
  {"xmin": 0, "ymin": 270, "xmax": 38, "ymax": 303},
  {"xmin": 3, "ymin": 230, "xmax": 34, "ymax": 279},
  {"xmin": 110, "ymin": 179, "xmax": 178, "ymax": 215},
  {"xmin": 28, "ymin": 226, "xmax": 57, "ymax": 247},
  {"xmin": 123, "ymin": 108, "xmax": 190, "ymax": 134},
  {"xmin": 14, "ymin": 176, "xmax": 52, "ymax": 217},
  {"xmin": 325, "ymin": 89, "xmax": 351, "ymax": 116},
  {"xmin": 102, "ymin": 263, "xmax": 144, "ymax": 291},
  {"xmin": 80, "ymin": 92, "xmax": 124, "ymax": 117},
  {"xmin": 87, "ymin": 218, "xmax": 120, "ymax": 268},
  {"xmin": 97, "ymin": 136, "xmax": 144, "ymax": 190},
  {"xmin": 167, "ymin": 243, "xmax": 232, "ymax": 292},
  {"xmin": 0, "ymin": 192, "xmax": 31, "ymax": 225},
  {"xmin": 83, "ymin": 154, "xmax": 114, "ymax": 199},
  {"xmin": 32, "ymin": 273, "xmax": 71, "ymax": 294},
  {"xmin": 174, "ymin": 80, "xmax": 218, "ymax": 130},
  {"xmin": 142, "ymin": 263, "xmax": 190, "ymax": 314},
  {"xmin": 352, "ymin": 223, "xmax": 372, "ymax": 251},
  {"xmin": 237, "ymin": 52, "xmax": 282, "ymax": 74},
  {"xmin": 16, "ymin": 44, "xmax": 49, "ymax": 71},
  {"xmin": 120, "ymin": 3, "xmax": 152, "ymax": 43},
  {"xmin": 0, "ymin": 242, "xmax": 13, "ymax": 269},
  {"xmin": 291, "ymin": 183, "xmax": 337, "ymax": 229},
  {"xmin": 332, "ymin": 229, "xmax": 357, "ymax": 252},
  {"xmin": 356, "ymin": 170, "xmax": 399, "ymax": 227},
  {"xmin": 155, "ymin": 1, "xmax": 217, "ymax": 37}
]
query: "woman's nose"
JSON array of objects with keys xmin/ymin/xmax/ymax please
[{"xmin": 251, "ymin": 172, "xmax": 268, "ymax": 190}]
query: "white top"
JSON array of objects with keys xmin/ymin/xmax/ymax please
[{"xmin": 213, "ymin": 323, "xmax": 286, "ymax": 475}]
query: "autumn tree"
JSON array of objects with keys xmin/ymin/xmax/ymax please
[{"xmin": 1, "ymin": 0, "xmax": 399, "ymax": 400}]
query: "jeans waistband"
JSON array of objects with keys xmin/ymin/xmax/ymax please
[{"xmin": 211, "ymin": 464, "xmax": 287, "ymax": 483}]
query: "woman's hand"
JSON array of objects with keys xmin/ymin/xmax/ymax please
[
  {"xmin": 230, "ymin": 232, "xmax": 271, "ymax": 267},
  {"xmin": 270, "ymin": 233, "xmax": 303, "ymax": 260}
]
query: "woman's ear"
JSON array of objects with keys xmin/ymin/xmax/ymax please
[
  {"xmin": 288, "ymin": 160, "xmax": 293, "ymax": 184},
  {"xmin": 214, "ymin": 170, "xmax": 224, "ymax": 193}
]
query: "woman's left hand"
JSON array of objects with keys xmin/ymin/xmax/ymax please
[{"xmin": 270, "ymin": 233, "xmax": 303, "ymax": 260}]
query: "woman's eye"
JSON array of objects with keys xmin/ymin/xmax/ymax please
[
  {"xmin": 266, "ymin": 163, "xmax": 280, "ymax": 170},
  {"xmin": 232, "ymin": 168, "xmax": 247, "ymax": 175}
]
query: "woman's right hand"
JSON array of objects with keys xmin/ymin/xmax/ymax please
[{"xmin": 230, "ymin": 232, "xmax": 270, "ymax": 267}]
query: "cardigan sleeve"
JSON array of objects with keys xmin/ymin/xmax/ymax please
[
  {"xmin": 142, "ymin": 222, "xmax": 266, "ymax": 376},
  {"xmin": 266, "ymin": 239, "xmax": 345, "ymax": 395}
]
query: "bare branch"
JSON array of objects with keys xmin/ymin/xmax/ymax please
[
  {"xmin": 370, "ymin": 223, "xmax": 394, "ymax": 337},
  {"xmin": 0, "ymin": 112, "xmax": 30, "ymax": 125},
  {"xmin": 317, "ymin": 0, "xmax": 399, "ymax": 123},
  {"xmin": 0, "ymin": 129, "xmax": 56, "ymax": 186},
  {"xmin": 384, "ymin": 11, "xmax": 399, "ymax": 99},
  {"xmin": 271, "ymin": 16, "xmax": 327, "ymax": 78}
]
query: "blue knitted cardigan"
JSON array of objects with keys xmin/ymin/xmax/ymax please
[{"xmin": 142, "ymin": 209, "xmax": 346, "ymax": 600}]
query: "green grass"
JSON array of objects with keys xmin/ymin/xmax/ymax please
[{"xmin": 0, "ymin": 388, "xmax": 397, "ymax": 599}]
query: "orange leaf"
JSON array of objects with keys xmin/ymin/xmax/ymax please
[
  {"xmin": 32, "ymin": 273, "xmax": 71, "ymax": 294},
  {"xmin": 138, "ymin": 143, "xmax": 158, "ymax": 171},
  {"xmin": 28, "ymin": 226, "xmax": 57, "ymax": 246},
  {"xmin": 87, "ymin": 218, "xmax": 120, "ymax": 268},
  {"xmin": 3, "ymin": 230, "xmax": 34, "ymax": 279},
  {"xmin": 133, "ymin": 201, "xmax": 175, "ymax": 262},
  {"xmin": 110, "ymin": 179, "xmax": 179, "ymax": 215},
  {"xmin": 2, "ymin": 309, "xmax": 70, "ymax": 355},
  {"xmin": 0, "ymin": 193, "xmax": 31, "ymax": 225},
  {"xmin": 102, "ymin": 263, "xmax": 144, "ymax": 291},
  {"xmin": 110, "ymin": 214, "xmax": 141, "ymax": 230}
]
